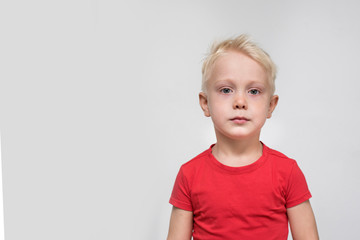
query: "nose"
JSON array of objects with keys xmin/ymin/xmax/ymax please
[{"xmin": 233, "ymin": 92, "xmax": 247, "ymax": 110}]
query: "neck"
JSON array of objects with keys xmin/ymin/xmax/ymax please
[{"xmin": 212, "ymin": 134, "xmax": 263, "ymax": 167}]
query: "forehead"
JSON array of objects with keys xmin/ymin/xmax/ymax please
[{"xmin": 208, "ymin": 50, "xmax": 268, "ymax": 86}]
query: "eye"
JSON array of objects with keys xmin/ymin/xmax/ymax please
[
  {"xmin": 249, "ymin": 89, "xmax": 260, "ymax": 95},
  {"xmin": 220, "ymin": 88, "xmax": 233, "ymax": 94}
]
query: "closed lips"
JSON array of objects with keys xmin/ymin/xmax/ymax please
[{"xmin": 231, "ymin": 117, "xmax": 249, "ymax": 121}]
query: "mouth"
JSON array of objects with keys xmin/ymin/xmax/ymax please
[{"xmin": 230, "ymin": 117, "xmax": 249, "ymax": 124}]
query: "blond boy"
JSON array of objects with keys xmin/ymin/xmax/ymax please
[{"xmin": 167, "ymin": 35, "xmax": 319, "ymax": 240}]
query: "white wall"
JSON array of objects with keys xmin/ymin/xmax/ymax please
[
  {"xmin": 1, "ymin": 0, "xmax": 360, "ymax": 239},
  {"xmin": 0, "ymin": 136, "xmax": 4, "ymax": 240}
]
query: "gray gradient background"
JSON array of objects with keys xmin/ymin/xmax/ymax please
[{"xmin": 1, "ymin": 0, "xmax": 360, "ymax": 239}]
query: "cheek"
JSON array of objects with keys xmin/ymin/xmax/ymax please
[
  {"xmin": 252, "ymin": 98, "xmax": 271, "ymax": 111},
  {"xmin": 210, "ymin": 100, "xmax": 228, "ymax": 113},
  {"xmin": 252, "ymin": 103, "xmax": 270, "ymax": 118}
]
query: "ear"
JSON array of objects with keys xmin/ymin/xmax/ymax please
[
  {"xmin": 199, "ymin": 92, "xmax": 211, "ymax": 117},
  {"xmin": 267, "ymin": 95, "xmax": 279, "ymax": 119}
]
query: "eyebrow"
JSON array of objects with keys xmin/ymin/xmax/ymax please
[
  {"xmin": 213, "ymin": 79, "xmax": 232, "ymax": 84},
  {"xmin": 246, "ymin": 80, "xmax": 266, "ymax": 87},
  {"xmin": 212, "ymin": 79, "xmax": 235, "ymax": 88},
  {"xmin": 214, "ymin": 79, "xmax": 266, "ymax": 87}
]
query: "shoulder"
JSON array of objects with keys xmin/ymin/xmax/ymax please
[
  {"xmin": 181, "ymin": 147, "xmax": 210, "ymax": 171},
  {"xmin": 265, "ymin": 145, "xmax": 298, "ymax": 172},
  {"xmin": 265, "ymin": 145, "xmax": 311, "ymax": 203},
  {"xmin": 177, "ymin": 146, "xmax": 212, "ymax": 182},
  {"xmin": 267, "ymin": 146, "xmax": 295, "ymax": 163}
]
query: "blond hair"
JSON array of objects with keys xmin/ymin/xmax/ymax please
[{"xmin": 201, "ymin": 34, "xmax": 277, "ymax": 94}]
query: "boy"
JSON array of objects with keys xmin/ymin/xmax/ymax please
[{"xmin": 167, "ymin": 35, "xmax": 319, "ymax": 240}]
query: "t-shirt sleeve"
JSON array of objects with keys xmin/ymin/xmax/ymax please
[
  {"xmin": 285, "ymin": 161, "xmax": 312, "ymax": 208},
  {"xmin": 169, "ymin": 166, "xmax": 193, "ymax": 212}
]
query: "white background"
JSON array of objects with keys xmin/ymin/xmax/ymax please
[
  {"xmin": 0, "ymin": 136, "xmax": 4, "ymax": 240},
  {"xmin": 1, "ymin": 0, "xmax": 360, "ymax": 239}
]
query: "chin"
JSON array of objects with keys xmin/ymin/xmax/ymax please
[
  {"xmin": 215, "ymin": 128, "xmax": 259, "ymax": 141},
  {"xmin": 226, "ymin": 130, "xmax": 261, "ymax": 141},
  {"xmin": 224, "ymin": 133, "xmax": 253, "ymax": 141}
]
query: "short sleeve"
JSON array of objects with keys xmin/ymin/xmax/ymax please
[
  {"xmin": 285, "ymin": 161, "xmax": 312, "ymax": 208},
  {"xmin": 169, "ymin": 166, "xmax": 193, "ymax": 211}
]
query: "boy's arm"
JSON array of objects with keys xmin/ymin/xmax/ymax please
[
  {"xmin": 287, "ymin": 200, "xmax": 319, "ymax": 240},
  {"xmin": 167, "ymin": 206, "xmax": 193, "ymax": 240}
]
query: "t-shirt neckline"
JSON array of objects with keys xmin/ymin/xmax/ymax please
[{"xmin": 207, "ymin": 142, "xmax": 269, "ymax": 174}]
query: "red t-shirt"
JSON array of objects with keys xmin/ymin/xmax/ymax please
[{"xmin": 170, "ymin": 143, "xmax": 312, "ymax": 240}]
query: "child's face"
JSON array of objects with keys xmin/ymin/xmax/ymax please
[{"xmin": 199, "ymin": 50, "xmax": 278, "ymax": 141}]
